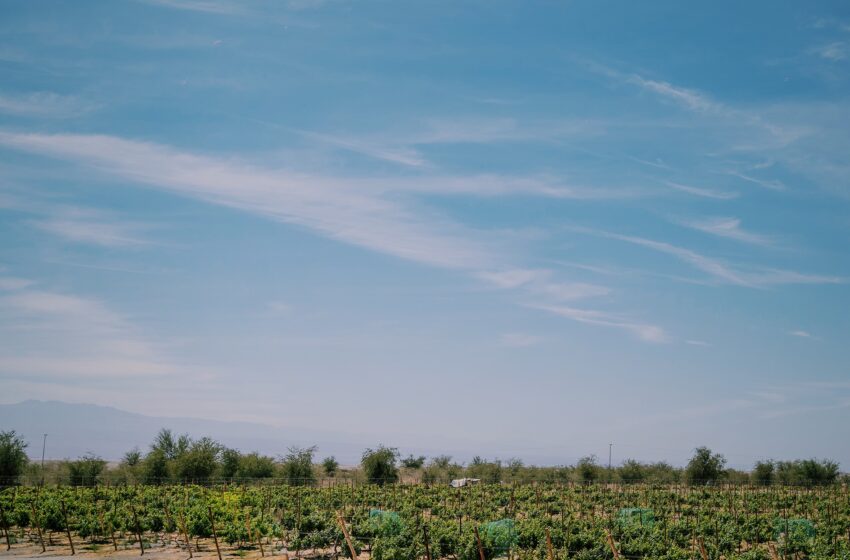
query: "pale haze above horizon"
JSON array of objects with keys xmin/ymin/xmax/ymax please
[{"xmin": 1, "ymin": 1, "xmax": 849, "ymax": 470}]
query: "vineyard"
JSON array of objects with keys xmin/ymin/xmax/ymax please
[{"xmin": 1, "ymin": 483, "xmax": 849, "ymax": 560}]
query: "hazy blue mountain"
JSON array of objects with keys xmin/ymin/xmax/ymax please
[
  {"xmin": 0, "ymin": 400, "xmax": 610, "ymax": 466},
  {"xmin": 0, "ymin": 400, "xmax": 372, "ymax": 462}
]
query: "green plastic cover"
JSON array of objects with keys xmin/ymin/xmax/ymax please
[
  {"xmin": 616, "ymin": 508, "xmax": 655, "ymax": 527},
  {"xmin": 481, "ymin": 519, "xmax": 517, "ymax": 551},
  {"xmin": 774, "ymin": 518, "xmax": 815, "ymax": 540}
]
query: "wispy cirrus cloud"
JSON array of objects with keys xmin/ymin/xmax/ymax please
[
  {"xmin": 139, "ymin": 0, "xmax": 244, "ymax": 14},
  {"xmin": 812, "ymin": 41, "xmax": 849, "ymax": 61},
  {"xmin": 789, "ymin": 329, "xmax": 815, "ymax": 339},
  {"xmin": 0, "ymin": 276, "xmax": 33, "ymax": 290},
  {"xmin": 728, "ymin": 171, "xmax": 786, "ymax": 191},
  {"xmin": 0, "ymin": 285, "xmax": 199, "ymax": 379},
  {"xmin": 0, "ymin": 131, "xmax": 498, "ymax": 270},
  {"xmin": 29, "ymin": 207, "xmax": 152, "ymax": 247},
  {"xmin": 589, "ymin": 61, "xmax": 807, "ymax": 151},
  {"xmin": 666, "ymin": 181, "xmax": 739, "ymax": 200},
  {"xmin": 500, "ymin": 333, "xmax": 542, "ymax": 347},
  {"xmin": 678, "ymin": 216, "xmax": 776, "ymax": 247},
  {"xmin": 627, "ymin": 75, "xmax": 725, "ymax": 114},
  {"xmin": 530, "ymin": 303, "xmax": 668, "ymax": 343},
  {"xmin": 477, "ymin": 268, "xmax": 611, "ymax": 302},
  {"xmin": 297, "ymin": 117, "xmax": 606, "ymax": 168},
  {"xmin": 0, "ymin": 92, "xmax": 94, "ymax": 118},
  {"xmin": 299, "ymin": 130, "xmax": 429, "ymax": 167},
  {"xmin": 575, "ymin": 227, "xmax": 842, "ymax": 288},
  {"xmin": 0, "ymin": 131, "xmax": 668, "ymax": 343}
]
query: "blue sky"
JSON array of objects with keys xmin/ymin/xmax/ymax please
[{"xmin": 1, "ymin": 0, "xmax": 849, "ymax": 468}]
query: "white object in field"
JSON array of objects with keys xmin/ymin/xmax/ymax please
[{"xmin": 450, "ymin": 478, "xmax": 481, "ymax": 488}]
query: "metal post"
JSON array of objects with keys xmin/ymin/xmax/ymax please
[{"xmin": 41, "ymin": 434, "xmax": 47, "ymax": 486}]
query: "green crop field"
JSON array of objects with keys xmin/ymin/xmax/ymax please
[{"xmin": 2, "ymin": 483, "xmax": 849, "ymax": 560}]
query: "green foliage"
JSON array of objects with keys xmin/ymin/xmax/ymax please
[
  {"xmin": 466, "ymin": 457, "xmax": 502, "ymax": 484},
  {"xmin": 685, "ymin": 446, "xmax": 726, "ymax": 485},
  {"xmin": 361, "ymin": 446, "xmax": 399, "ymax": 486},
  {"xmin": 752, "ymin": 460, "xmax": 775, "ymax": 485},
  {"xmin": 143, "ymin": 448, "xmax": 170, "ymax": 484},
  {"xmin": 401, "ymin": 454, "xmax": 426, "ymax": 469},
  {"xmin": 618, "ymin": 459, "xmax": 646, "ymax": 483},
  {"xmin": 220, "ymin": 448, "xmax": 241, "ymax": 479},
  {"xmin": 430, "ymin": 455, "xmax": 453, "ymax": 469},
  {"xmin": 322, "ymin": 456, "xmax": 339, "ymax": 477},
  {"xmin": 4, "ymin": 481, "xmax": 850, "ymax": 560},
  {"xmin": 775, "ymin": 458, "xmax": 839, "ymax": 485},
  {"xmin": 0, "ymin": 430, "xmax": 28, "ymax": 486},
  {"xmin": 173, "ymin": 437, "xmax": 222, "ymax": 483},
  {"xmin": 152, "ymin": 428, "xmax": 191, "ymax": 460},
  {"xmin": 67, "ymin": 453, "xmax": 106, "ymax": 486},
  {"xmin": 237, "ymin": 452, "xmax": 276, "ymax": 478},
  {"xmin": 123, "ymin": 447, "xmax": 142, "ymax": 467},
  {"xmin": 576, "ymin": 455, "xmax": 601, "ymax": 484},
  {"xmin": 281, "ymin": 446, "xmax": 316, "ymax": 486}
]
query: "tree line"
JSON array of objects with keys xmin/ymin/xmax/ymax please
[{"xmin": 0, "ymin": 430, "xmax": 843, "ymax": 487}]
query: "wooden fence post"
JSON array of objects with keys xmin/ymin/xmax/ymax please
[
  {"xmin": 130, "ymin": 504, "xmax": 145, "ymax": 556},
  {"xmin": 247, "ymin": 507, "xmax": 265, "ymax": 557},
  {"xmin": 0, "ymin": 502, "xmax": 11, "ymax": 551},
  {"xmin": 473, "ymin": 525, "xmax": 486, "ymax": 560},
  {"xmin": 61, "ymin": 500, "xmax": 75, "ymax": 555},
  {"xmin": 768, "ymin": 542, "xmax": 781, "ymax": 560},
  {"xmin": 208, "ymin": 505, "xmax": 223, "ymax": 560},
  {"xmin": 422, "ymin": 524, "xmax": 432, "ymax": 560},
  {"xmin": 336, "ymin": 512, "xmax": 358, "ymax": 560},
  {"xmin": 697, "ymin": 537, "xmax": 709, "ymax": 560},
  {"xmin": 604, "ymin": 529, "xmax": 621, "ymax": 560},
  {"xmin": 178, "ymin": 509, "xmax": 193, "ymax": 558},
  {"xmin": 30, "ymin": 503, "xmax": 46, "ymax": 553}
]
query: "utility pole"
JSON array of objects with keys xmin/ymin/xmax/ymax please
[
  {"xmin": 608, "ymin": 443, "xmax": 613, "ymax": 482},
  {"xmin": 41, "ymin": 434, "xmax": 47, "ymax": 486}
]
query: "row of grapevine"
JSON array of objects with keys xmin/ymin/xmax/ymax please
[{"xmin": 1, "ymin": 483, "xmax": 848, "ymax": 559}]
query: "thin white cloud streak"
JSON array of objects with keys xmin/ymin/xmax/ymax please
[
  {"xmin": 0, "ymin": 287, "xmax": 200, "ymax": 380},
  {"xmin": 364, "ymin": 174, "xmax": 646, "ymax": 199},
  {"xmin": 666, "ymin": 181, "xmax": 739, "ymax": 200},
  {"xmin": 728, "ymin": 171, "xmax": 786, "ymax": 191},
  {"xmin": 30, "ymin": 207, "xmax": 151, "ymax": 247},
  {"xmin": 0, "ymin": 92, "xmax": 93, "ymax": 118},
  {"xmin": 590, "ymin": 62, "xmax": 805, "ymax": 149},
  {"xmin": 0, "ymin": 131, "xmax": 498, "ymax": 270},
  {"xmin": 575, "ymin": 227, "xmax": 843, "ymax": 288},
  {"xmin": 679, "ymin": 217, "xmax": 776, "ymax": 247},
  {"xmin": 139, "ymin": 0, "xmax": 244, "ymax": 14},
  {"xmin": 299, "ymin": 130, "xmax": 429, "ymax": 167},
  {"xmin": 0, "ymin": 277, "xmax": 33, "ymax": 290},
  {"xmin": 789, "ymin": 330, "xmax": 814, "ymax": 339},
  {"xmin": 299, "ymin": 117, "xmax": 607, "ymax": 168},
  {"xmin": 0, "ymin": 131, "xmax": 670, "ymax": 343},
  {"xmin": 530, "ymin": 303, "xmax": 668, "ymax": 343},
  {"xmin": 627, "ymin": 75, "xmax": 725, "ymax": 114},
  {"xmin": 500, "ymin": 333, "xmax": 541, "ymax": 347},
  {"xmin": 812, "ymin": 42, "xmax": 849, "ymax": 61},
  {"xmin": 477, "ymin": 268, "xmax": 611, "ymax": 302},
  {"xmin": 415, "ymin": 117, "xmax": 602, "ymax": 145}
]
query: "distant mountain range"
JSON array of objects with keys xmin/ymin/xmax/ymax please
[
  {"xmin": 0, "ymin": 400, "xmax": 619, "ymax": 467},
  {"xmin": 0, "ymin": 400, "xmax": 374, "ymax": 463}
]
